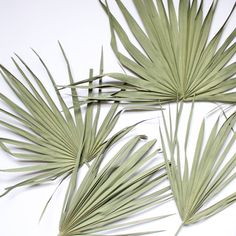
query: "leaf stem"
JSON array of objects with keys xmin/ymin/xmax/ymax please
[{"xmin": 175, "ymin": 223, "xmax": 184, "ymax": 236}]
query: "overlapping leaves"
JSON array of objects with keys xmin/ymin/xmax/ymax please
[
  {"xmin": 0, "ymin": 1, "xmax": 236, "ymax": 235},
  {"xmin": 160, "ymin": 103, "xmax": 236, "ymax": 235},
  {"xmin": 0, "ymin": 44, "xmax": 136, "ymax": 196},
  {"xmin": 59, "ymin": 136, "xmax": 171, "ymax": 236}
]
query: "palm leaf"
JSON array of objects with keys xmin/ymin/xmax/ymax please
[
  {"xmin": 70, "ymin": 0, "xmax": 236, "ymax": 104},
  {"xmin": 0, "ymin": 44, "xmax": 137, "ymax": 196},
  {"xmin": 160, "ymin": 102, "xmax": 236, "ymax": 235},
  {"xmin": 59, "ymin": 135, "xmax": 172, "ymax": 236}
]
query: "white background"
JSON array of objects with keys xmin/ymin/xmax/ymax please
[{"xmin": 0, "ymin": 0, "xmax": 235, "ymax": 235}]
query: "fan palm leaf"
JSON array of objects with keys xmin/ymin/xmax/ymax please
[
  {"xmin": 160, "ymin": 102, "xmax": 236, "ymax": 235},
  {"xmin": 0, "ymin": 44, "xmax": 137, "ymax": 196},
  {"xmin": 59, "ymin": 135, "xmax": 172, "ymax": 236},
  {"xmin": 70, "ymin": 0, "xmax": 236, "ymax": 104}
]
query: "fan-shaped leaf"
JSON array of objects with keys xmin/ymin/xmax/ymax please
[
  {"xmin": 59, "ymin": 136, "xmax": 172, "ymax": 236},
  {"xmin": 160, "ymin": 103, "xmax": 236, "ymax": 235},
  {"xmin": 0, "ymin": 45, "xmax": 136, "ymax": 196},
  {"xmin": 71, "ymin": 0, "xmax": 236, "ymax": 104}
]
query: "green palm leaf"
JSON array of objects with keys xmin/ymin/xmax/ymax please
[
  {"xmin": 160, "ymin": 102, "xmax": 236, "ymax": 235},
  {"xmin": 0, "ymin": 44, "xmax": 137, "ymax": 197},
  {"xmin": 71, "ymin": 0, "xmax": 236, "ymax": 104},
  {"xmin": 59, "ymin": 135, "xmax": 172, "ymax": 236}
]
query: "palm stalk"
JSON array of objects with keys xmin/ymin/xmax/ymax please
[
  {"xmin": 160, "ymin": 102, "xmax": 236, "ymax": 235},
  {"xmin": 59, "ymin": 135, "xmax": 172, "ymax": 236},
  {"xmin": 69, "ymin": 0, "xmax": 236, "ymax": 105},
  {"xmin": 0, "ymin": 44, "xmax": 137, "ymax": 196}
]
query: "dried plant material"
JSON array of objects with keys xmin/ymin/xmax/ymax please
[
  {"xmin": 0, "ymin": 45, "xmax": 137, "ymax": 196},
  {"xmin": 71, "ymin": 0, "xmax": 236, "ymax": 105},
  {"xmin": 160, "ymin": 103, "xmax": 236, "ymax": 235},
  {"xmin": 59, "ymin": 135, "xmax": 172, "ymax": 236}
]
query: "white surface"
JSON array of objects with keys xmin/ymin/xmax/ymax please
[{"xmin": 0, "ymin": 0, "xmax": 235, "ymax": 236}]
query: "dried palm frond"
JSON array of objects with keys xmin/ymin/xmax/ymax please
[
  {"xmin": 70, "ymin": 0, "xmax": 236, "ymax": 105},
  {"xmin": 0, "ymin": 44, "xmax": 137, "ymax": 196},
  {"xmin": 59, "ymin": 135, "xmax": 172, "ymax": 236},
  {"xmin": 160, "ymin": 103, "xmax": 236, "ymax": 235}
]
